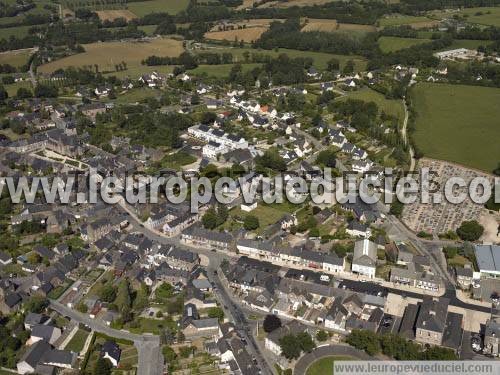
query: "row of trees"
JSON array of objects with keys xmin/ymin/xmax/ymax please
[{"xmin": 347, "ymin": 329, "xmax": 457, "ymax": 359}]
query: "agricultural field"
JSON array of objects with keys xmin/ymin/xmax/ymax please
[
  {"xmin": 301, "ymin": 20, "xmax": 376, "ymax": 34},
  {"xmin": 127, "ymin": 0, "xmax": 189, "ymax": 17},
  {"xmin": 301, "ymin": 18, "xmax": 338, "ymax": 32},
  {"xmin": 198, "ymin": 46, "xmax": 367, "ymax": 71},
  {"xmin": 306, "ymin": 356, "xmax": 356, "ymax": 375},
  {"xmin": 411, "ymin": 83, "xmax": 500, "ymax": 173},
  {"xmin": 204, "ymin": 27, "xmax": 268, "ymax": 43},
  {"xmin": 259, "ymin": 0, "xmax": 338, "ymax": 8},
  {"xmin": 96, "ymin": 9, "xmax": 137, "ymax": 21},
  {"xmin": 0, "ymin": 49, "xmax": 33, "ymax": 68},
  {"xmin": 341, "ymin": 87, "xmax": 405, "ymax": 121},
  {"xmin": 431, "ymin": 7, "xmax": 500, "ymax": 27},
  {"xmin": 378, "ymin": 36, "xmax": 431, "ymax": 53},
  {"xmin": 38, "ymin": 38, "xmax": 184, "ymax": 74},
  {"xmin": 378, "ymin": 14, "xmax": 438, "ymax": 28}
]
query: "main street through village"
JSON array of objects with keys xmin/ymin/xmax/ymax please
[{"xmin": 110, "ymin": 196, "xmax": 494, "ymax": 374}]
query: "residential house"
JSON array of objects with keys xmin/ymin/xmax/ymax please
[{"xmin": 352, "ymin": 239, "xmax": 377, "ymax": 278}]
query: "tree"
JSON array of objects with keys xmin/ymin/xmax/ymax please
[
  {"xmin": 316, "ymin": 330, "xmax": 328, "ymax": 342},
  {"xmin": 243, "ymin": 215, "xmax": 260, "ymax": 230},
  {"xmin": 279, "ymin": 334, "xmax": 301, "ymax": 360},
  {"xmin": 327, "ymin": 58, "xmax": 340, "ymax": 72},
  {"xmin": 263, "ymin": 314, "xmax": 282, "ymax": 333},
  {"xmin": 202, "ymin": 207, "xmax": 218, "ymax": 229},
  {"xmin": 115, "ymin": 278, "xmax": 131, "ymax": 313},
  {"xmin": 297, "ymin": 332, "xmax": 316, "ymax": 353},
  {"xmin": 421, "ymin": 346, "xmax": 457, "ymax": 360},
  {"xmin": 0, "ymin": 86, "xmax": 7, "ymax": 102},
  {"xmin": 343, "ymin": 60, "xmax": 355, "ymax": 74},
  {"xmin": 346, "ymin": 329, "xmax": 381, "ymax": 356},
  {"xmin": 93, "ymin": 357, "xmax": 112, "ymax": 375},
  {"xmin": 208, "ymin": 307, "xmax": 224, "ymax": 322},
  {"xmin": 389, "ymin": 201, "xmax": 404, "ymax": 217},
  {"xmin": 162, "ymin": 346, "xmax": 177, "ymax": 362},
  {"xmin": 16, "ymin": 87, "xmax": 32, "ymax": 99},
  {"xmin": 99, "ymin": 284, "xmax": 117, "ymax": 303},
  {"xmin": 24, "ymin": 296, "xmax": 48, "ymax": 314},
  {"xmin": 34, "ymin": 83, "xmax": 58, "ymax": 98},
  {"xmin": 456, "ymin": 220, "xmax": 484, "ymax": 241}
]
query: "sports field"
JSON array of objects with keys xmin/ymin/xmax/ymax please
[
  {"xmin": 127, "ymin": 0, "xmax": 189, "ymax": 17},
  {"xmin": 411, "ymin": 83, "xmax": 500, "ymax": 173},
  {"xmin": 38, "ymin": 38, "xmax": 184, "ymax": 74},
  {"xmin": 378, "ymin": 36, "xmax": 430, "ymax": 53},
  {"xmin": 306, "ymin": 356, "xmax": 355, "ymax": 375}
]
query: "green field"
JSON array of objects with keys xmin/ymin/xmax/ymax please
[
  {"xmin": 188, "ymin": 63, "xmax": 262, "ymax": 78},
  {"xmin": 306, "ymin": 356, "xmax": 355, "ymax": 375},
  {"xmin": 199, "ymin": 46, "xmax": 367, "ymax": 71},
  {"xmin": 411, "ymin": 83, "xmax": 500, "ymax": 173},
  {"xmin": 127, "ymin": 0, "xmax": 189, "ymax": 17},
  {"xmin": 432, "ymin": 7, "xmax": 500, "ymax": 27},
  {"xmin": 378, "ymin": 36, "xmax": 430, "ymax": 53},
  {"xmin": 378, "ymin": 15, "xmax": 436, "ymax": 27},
  {"xmin": 444, "ymin": 39, "xmax": 493, "ymax": 51},
  {"xmin": 0, "ymin": 25, "xmax": 32, "ymax": 39},
  {"xmin": 341, "ymin": 87, "xmax": 405, "ymax": 122}
]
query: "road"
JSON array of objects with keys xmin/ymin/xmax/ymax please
[
  {"xmin": 49, "ymin": 300, "xmax": 164, "ymax": 375},
  {"xmin": 118, "ymin": 201, "xmax": 274, "ymax": 374}
]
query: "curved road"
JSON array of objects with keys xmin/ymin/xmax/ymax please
[{"xmin": 294, "ymin": 344, "xmax": 374, "ymax": 375}]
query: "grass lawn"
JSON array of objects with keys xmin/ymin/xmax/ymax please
[
  {"xmin": 65, "ymin": 329, "xmax": 89, "ymax": 353},
  {"xmin": 127, "ymin": 317, "xmax": 175, "ymax": 334},
  {"xmin": 38, "ymin": 38, "xmax": 184, "ymax": 74},
  {"xmin": 378, "ymin": 36, "xmax": 431, "ymax": 53},
  {"xmin": 199, "ymin": 46, "xmax": 367, "ymax": 71},
  {"xmin": 411, "ymin": 83, "xmax": 500, "ymax": 173},
  {"xmin": 114, "ymin": 87, "xmax": 161, "ymax": 104},
  {"xmin": 138, "ymin": 24, "xmax": 157, "ymax": 35},
  {"xmin": 128, "ymin": 0, "xmax": 189, "ymax": 17},
  {"xmin": 229, "ymin": 201, "xmax": 297, "ymax": 232},
  {"xmin": 188, "ymin": 63, "xmax": 262, "ymax": 78},
  {"xmin": 159, "ymin": 151, "xmax": 196, "ymax": 170},
  {"xmin": 306, "ymin": 355, "xmax": 355, "ymax": 375},
  {"xmin": 341, "ymin": 87, "xmax": 405, "ymax": 123},
  {"xmin": 0, "ymin": 49, "xmax": 33, "ymax": 68}
]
